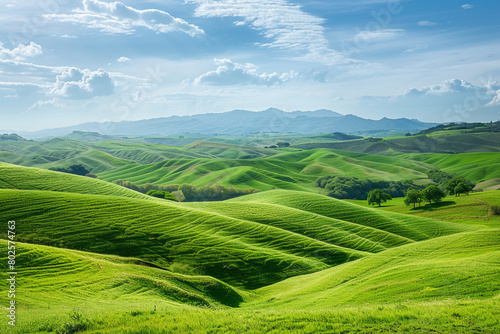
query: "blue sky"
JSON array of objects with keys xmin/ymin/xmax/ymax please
[{"xmin": 1, "ymin": 0, "xmax": 499, "ymax": 131}]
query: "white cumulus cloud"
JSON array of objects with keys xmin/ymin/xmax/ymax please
[
  {"xmin": 194, "ymin": 58, "xmax": 297, "ymax": 86},
  {"xmin": 462, "ymin": 4, "xmax": 473, "ymax": 9},
  {"xmin": 404, "ymin": 79, "xmax": 480, "ymax": 96},
  {"xmin": 486, "ymin": 90, "xmax": 500, "ymax": 107},
  {"xmin": 45, "ymin": 0, "xmax": 204, "ymax": 36},
  {"xmin": 117, "ymin": 56, "xmax": 131, "ymax": 63},
  {"xmin": 0, "ymin": 42, "xmax": 42, "ymax": 61},
  {"xmin": 51, "ymin": 67, "xmax": 115, "ymax": 99}
]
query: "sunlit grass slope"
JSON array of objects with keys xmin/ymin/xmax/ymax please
[
  {"xmin": 0, "ymin": 138, "xmax": 209, "ymax": 173},
  {"xmin": 295, "ymin": 132, "xmax": 500, "ymax": 154},
  {"xmin": 394, "ymin": 152, "xmax": 500, "ymax": 183},
  {"xmin": 1, "ymin": 188, "xmax": 369, "ymax": 289},
  {"xmin": 0, "ymin": 162, "xmax": 152, "ymax": 200},
  {"xmin": 347, "ymin": 190, "xmax": 500, "ymax": 227},
  {"xmin": 0, "ymin": 167, "xmax": 469, "ymax": 290},
  {"xmin": 98, "ymin": 148, "xmax": 431, "ymax": 191},
  {"xmin": 250, "ymin": 229, "xmax": 500, "ymax": 309},
  {"xmin": 0, "ymin": 239, "xmax": 242, "ymax": 308},
  {"xmin": 229, "ymin": 190, "xmax": 473, "ymax": 242}
]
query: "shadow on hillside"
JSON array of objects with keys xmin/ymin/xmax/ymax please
[{"xmin": 410, "ymin": 201, "xmax": 457, "ymax": 212}]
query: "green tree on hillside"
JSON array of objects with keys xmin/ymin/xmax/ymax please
[
  {"xmin": 367, "ymin": 189, "xmax": 392, "ymax": 207},
  {"xmin": 404, "ymin": 189, "xmax": 423, "ymax": 209},
  {"xmin": 444, "ymin": 176, "xmax": 473, "ymax": 195},
  {"xmin": 50, "ymin": 164, "xmax": 90, "ymax": 176},
  {"xmin": 454, "ymin": 182, "xmax": 472, "ymax": 196},
  {"xmin": 422, "ymin": 185, "xmax": 446, "ymax": 204},
  {"xmin": 146, "ymin": 190, "xmax": 177, "ymax": 201}
]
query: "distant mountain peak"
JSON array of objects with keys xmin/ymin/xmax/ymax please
[{"xmin": 19, "ymin": 109, "xmax": 439, "ymax": 139}]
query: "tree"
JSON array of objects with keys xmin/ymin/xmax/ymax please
[
  {"xmin": 444, "ymin": 176, "xmax": 470, "ymax": 195},
  {"xmin": 49, "ymin": 164, "xmax": 90, "ymax": 176},
  {"xmin": 68, "ymin": 164, "xmax": 90, "ymax": 176},
  {"xmin": 277, "ymin": 142, "xmax": 290, "ymax": 148},
  {"xmin": 146, "ymin": 190, "xmax": 177, "ymax": 201},
  {"xmin": 422, "ymin": 185, "xmax": 445, "ymax": 204},
  {"xmin": 367, "ymin": 189, "xmax": 392, "ymax": 207},
  {"xmin": 404, "ymin": 189, "xmax": 423, "ymax": 209},
  {"xmin": 454, "ymin": 182, "xmax": 472, "ymax": 196}
]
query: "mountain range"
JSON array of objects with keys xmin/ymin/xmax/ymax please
[{"xmin": 16, "ymin": 108, "xmax": 438, "ymax": 138}]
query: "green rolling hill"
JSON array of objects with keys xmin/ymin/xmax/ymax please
[
  {"xmin": 2, "ymin": 131, "xmax": 500, "ymax": 194},
  {"xmin": 294, "ymin": 132, "xmax": 500, "ymax": 154},
  {"xmin": 393, "ymin": 152, "xmax": 500, "ymax": 183},
  {"xmin": 250, "ymin": 228, "xmax": 500, "ymax": 309},
  {"xmin": 0, "ymin": 166, "xmax": 469, "ymax": 290},
  {"xmin": 1, "ymin": 154, "xmax": 499, "ymax": 332},
  {"xmin": 98, "ymin": 148, "xmax": 432, "ymax": 191}
]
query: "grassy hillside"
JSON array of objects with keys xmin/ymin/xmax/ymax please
[
  {"xmin": 393, "ymin": 152, "xmax": 500, "ymax": 183},
  {"xmin": 229, "ymin": 190, "xmax": 472, "ymax": 241},
  {"xmin": 0, "ymin": 138, "xmax": 210, "ymax": 173},
  {"xmin": 347, "ymin": 190, "xmax": 500, "ymax": 228},
  {"xmin": 250, "ymin": 229, "xmax": 500, "ymax": 309},
  {"xmin": 3, "ymin": 187, "xmax": 470, "ymax": 290},
  {"xmin": 1, "ymin": 163, "xmax": 499, "ymax": 333},
  {"xmin": 0, "ymin": 165, "xmax": 470, "ymax": 289},
  {"xmin": 0, "ymin": 162, "xmax": 152, "ymax": 200},
  {"xmin": 3, "ymin": 133, "xmax": 500, "ymax": 193},
  {"xmin": 1, "ymin": 189, "xmax": 342, "ymax": 289},
  {"xmin": 294, "ymin": 132, "xmax": 500, "ymax": 154},
  {"xmin": 98, "ymin": 149, "xmax": 431, "ymax": 191},
  {"xmin": 0, "ymin": 239, "xmax": 242, "ymax": 308}
]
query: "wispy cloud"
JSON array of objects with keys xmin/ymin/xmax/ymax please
[
  {"xmin": 0, "ymin": 82, "xmax": 45, "ymax": 97},
  {"xmin": 461, "ymin": 4, "xmax": 473, "ymax": 9},
  {"xmin": 404, "ymin": 44, "xmax": 428, "ymax": 53},
  {"xmin": 28, "ymin": 98, "xmax": 63, "ymax": 111},
  {"xmin": 187, "ymin": 0, "xmax": 357, "ymax": 65},
  {"xmin": 194, "ymin": 58, "xmax": 296, "ymax": 86},
  {"xmin": 354, "ymin": 29, "xmax": 406, "ymax": 43},
  {"xmin": 45, "ymin": 0, "xmax": 204, "ymax": 36},
  {"xmin": 418, "ymin": 20, "xmax": 437, "ymax": 27}
]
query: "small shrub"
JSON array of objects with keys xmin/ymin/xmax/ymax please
[
  {"xmin": 56, "ymin": 311, "xmax": 91, "ymax": 334},
  {"xmin": 491, "ymin": 205, "xmax": 500, "ymax": 215}
]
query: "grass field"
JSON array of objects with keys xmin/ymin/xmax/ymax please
[
  {"xmin": 294, "ymin": 132, "xmax": 500, "ymax": 155},
  {"xmin": 97, "ymin": 148, "xmax": 432, "ymax": 191},
  {"xmin": 2, "ymin": 133, "xmax": 500, "ymax": 193},
  {"xmin": 347, "ymin": 191, "xmax": 500, "ymax": 227},
  {"xmin": 1, "ymin": 155, "xmax": 499, "ymax": 332}
]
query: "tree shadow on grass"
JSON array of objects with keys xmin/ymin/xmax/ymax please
[{"xmin": 410, "ymin": 201, "xmax": 457, "ymax": 212}]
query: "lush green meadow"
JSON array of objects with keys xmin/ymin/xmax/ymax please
[{"xmin": 1, "ymin": 131, "xmax": 500, "ymax": 333}]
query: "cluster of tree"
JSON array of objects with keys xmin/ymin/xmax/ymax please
[
  {"xmin": 403, "ymin": 185, "xmax": 446, "ymax": 208},
  {"xmin": 49, "ymin": 164, "xmax": 96, "ymax": 178},
  {"xmin": 321, "ymin": 132, "xmax": 363, "ymax": 141},
  {"xmin": 363, "ymin": 137, "xmax": 383, "ymax": 142},
  {"xmin": 426, "ymin": 169, "xmax": 475, "ymax": 196},
  {"xmin": 146, "ymin": 190, "xmax": 177, "ymax": 201},
  {"xmin": 316, "ymin": 175, "xmax": 423, "ymax": 200},
  {"xmin": 264, "ymin": 142, "xmax": 290, "ymax": 149},
  {"xmin": 113, "ymin": 180, "xmax": 259, "ymax": 202},
  {"xmin": 417, "ymin": 121, "xmax": 500, "ymax": 135},
  {"xmin": 0, "ymin": 133, "xmax": 29, "ymax": 141}
]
